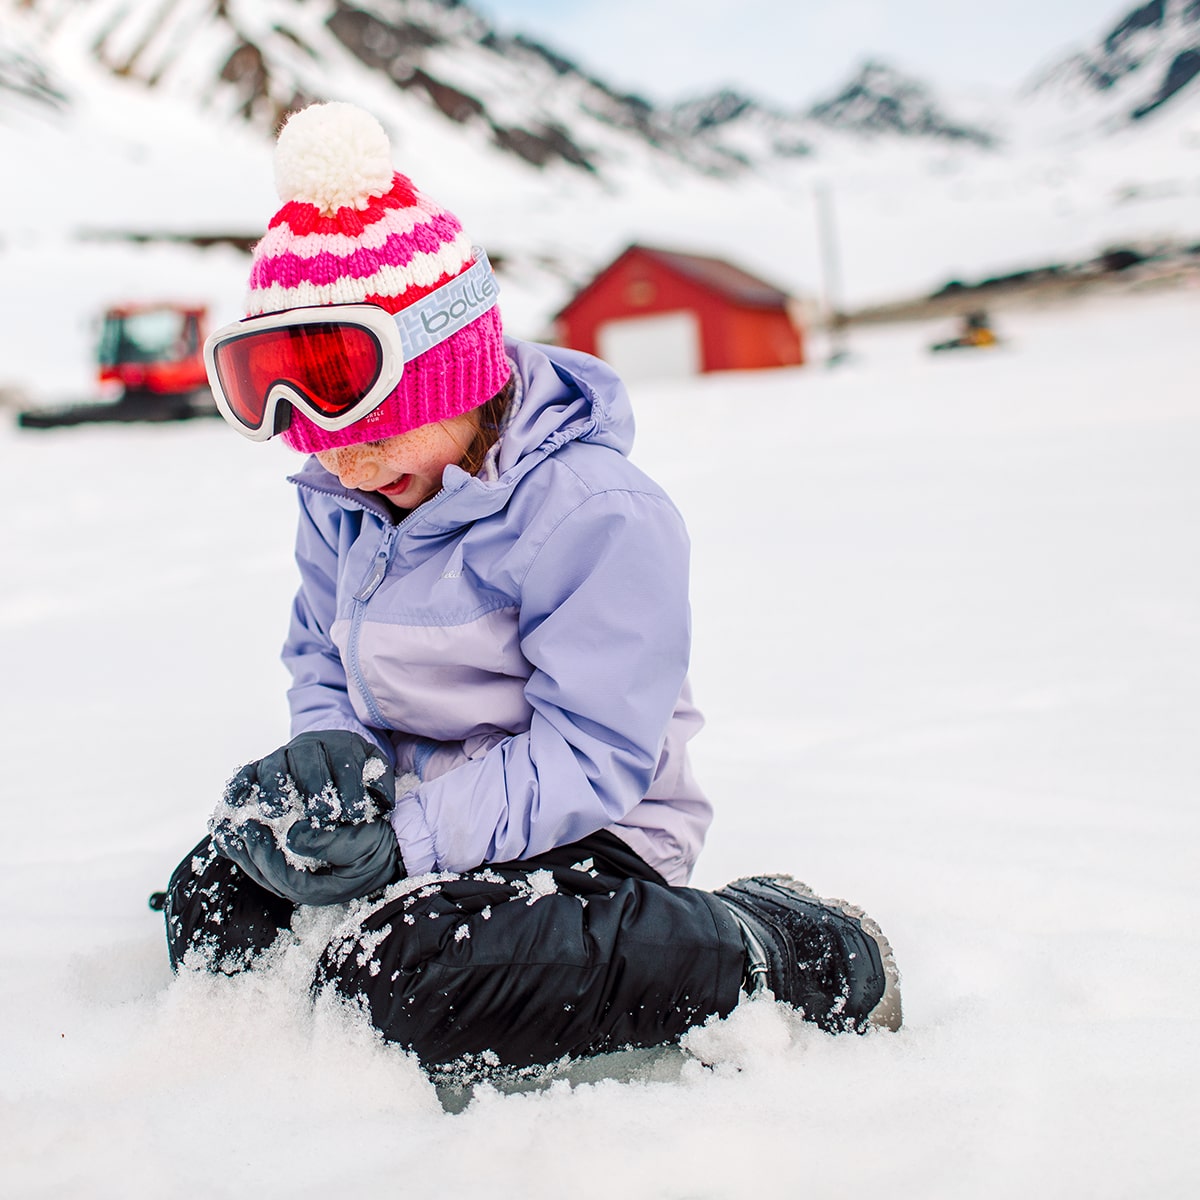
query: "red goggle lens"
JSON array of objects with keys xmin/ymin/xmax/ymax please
[{"xmin": 213, "ymin": 323, "xmax": 385, "ymax": 431}]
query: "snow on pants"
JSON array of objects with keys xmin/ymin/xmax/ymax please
[{"xmin": 164, "ymin": 831, "xmax": 747, "ymax": 1070}]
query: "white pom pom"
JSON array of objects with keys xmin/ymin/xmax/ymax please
[{"xmin": 274, "ymin": 102, "xmax": 395, "ymax": 213}]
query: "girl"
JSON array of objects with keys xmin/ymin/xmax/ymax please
[{"xmin": 164, "ymin": 102, "xmax": 900, "ymax": 1075}]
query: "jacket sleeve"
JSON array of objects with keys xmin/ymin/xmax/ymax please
[
  {"xmin": 281, "ymin": 488, "xmax": 397, "ymax": 764},
  {"xmin": 389, "ymin": 486, "xmax": 693, "ymax": 873}
]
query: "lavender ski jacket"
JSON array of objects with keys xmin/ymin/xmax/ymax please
[{"xmin": 282, "ymin": 338, "xmax": 712, "ymax": 885}]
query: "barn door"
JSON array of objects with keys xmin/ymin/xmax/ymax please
[{"xmin": 596, "ymin": 310, "xmax": 702, "ymax": 380}]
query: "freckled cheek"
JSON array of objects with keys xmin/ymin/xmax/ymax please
[
  {"xmin": 319, "ymin": 425, "xmax": 464, "ymax": 483},
  {"xmin": 317, "ymin": 449, "xmax": 383, "ymax": 485},
  {"xmin": 390, "ymin": 429, "xmax": 458, "ymax": 478}
]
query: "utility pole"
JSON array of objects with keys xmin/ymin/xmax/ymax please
[{"xmin": 814, "ymin": 180, "xmax": 849, "ymax": 366}]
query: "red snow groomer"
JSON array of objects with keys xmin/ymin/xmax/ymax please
[
  {"xmin": 97, "ymin": 303, "xmax": 210, "ymax": 399},
  {"xmin": 17, "ymin": 302, "xmax": 218, "ymax": 429}
]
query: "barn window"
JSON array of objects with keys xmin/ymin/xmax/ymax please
[{"xmin": 626, "ymin": 279, "xmax": 656, "ymax": 306}]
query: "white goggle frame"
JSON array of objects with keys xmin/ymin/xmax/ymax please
[{"xmin": 204, "ymin": 249, "xmax": 499, "ymax": 442}]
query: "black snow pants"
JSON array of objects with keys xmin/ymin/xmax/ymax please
[{"xmin": 164, "ymin": 832, "xmax": 747, "ymax": 1071}]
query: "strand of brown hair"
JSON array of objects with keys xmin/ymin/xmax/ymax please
[{"xmin": 456, "ymin": 375, "xmax": 516, "ymax": 477}]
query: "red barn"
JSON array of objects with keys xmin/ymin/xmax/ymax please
[{"xmin": 553, "ymin": 244, "xmax": 805, "ymax": 379}]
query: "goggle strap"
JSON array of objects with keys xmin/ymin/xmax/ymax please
[{"xmin": 392, "ymin": 250, "xmax": 500, "ymax": 363}]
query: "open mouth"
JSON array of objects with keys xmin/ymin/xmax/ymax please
[{"xmin": 378, "ymin": 474, "xmax": 411, "ymax": 497}]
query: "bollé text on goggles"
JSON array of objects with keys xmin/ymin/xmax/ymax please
[{"xmin": 203, "ymin": 249, "xmax": 499, "ymax": 442}]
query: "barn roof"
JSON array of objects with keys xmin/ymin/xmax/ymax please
[
  {"xmin": 556, "ymin": 243, "xmax": 792, "ymax": 317},
  {"xmin": 632, "ymin": 246, "xmax": 792, "ymax": 306}
]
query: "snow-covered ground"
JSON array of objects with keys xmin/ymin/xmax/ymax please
[{"xmin": 1, "ymin": 288, "xmax": 1197, "ymax": 1197}]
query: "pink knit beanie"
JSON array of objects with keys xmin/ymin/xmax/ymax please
[{"xmin": 245, "ymin": 102, "xmax": 510, "ymax": 453}]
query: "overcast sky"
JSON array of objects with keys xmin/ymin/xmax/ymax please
[{"xmin": 472, "ymin": 0, "xmax": 1128, "ymax": 107}]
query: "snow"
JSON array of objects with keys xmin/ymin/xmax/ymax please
[
  {"xmin": 1, "ymin": 283, "xmax": 1197, "ymax": 1195},
  {"xmin": 3, "ymin": 3, "xmax": 1197, "ymax": 1188}
]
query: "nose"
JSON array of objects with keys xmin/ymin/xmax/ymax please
[{"xmin": 331, "ymin": 447, "xmax": 378, "ymax": 489}]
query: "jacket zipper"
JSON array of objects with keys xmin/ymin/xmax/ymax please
[
  {"xmin": 354, "ymin": 523, "xmax": 398, "ymax": 602},
  {"xmin": 344, "ymin": 488, "xmax": 447, "ymax": 727}
]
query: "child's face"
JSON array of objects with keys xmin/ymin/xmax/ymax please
[{"xmin": 314, "ymin": 410, "xmax": 481, "ymax": 508}]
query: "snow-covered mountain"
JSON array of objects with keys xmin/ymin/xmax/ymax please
[
  {"xmin": 669, "ymin": 4, "xmax": 1200, "ymax": 154},
  {"xmin": 664, "ymin": 61, "xmax": 1002, "ymax": 167},
  {"xmin": 1028, "ymin": 0, "xmax": 1200, "ymax": 126},
  {"xmin": 805, "ymin": 61, "xmax": 998, "ymax": 147},
  {"xmin": 0, "ymin": 28, "xmax": 66, "ymax": 111},
  {"xmin": 0, "ymin": 0, "xmax": 1198, "ymax": 387},
  {"xmin": 5, "ymin": 0, "xmax": 755, "ymax": 176}
]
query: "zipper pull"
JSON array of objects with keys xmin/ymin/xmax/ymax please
[{"xmin": 355, "ymin": 528, "xmax": 396, "ymax": 602}]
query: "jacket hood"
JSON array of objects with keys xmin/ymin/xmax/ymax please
[
  {"xmin": 501, "ymin": 338, "xmax": 635, "ymax": 465},
  {"xmin": 289, "ymin": 338, "xmax": 636, "ymax": 527}
]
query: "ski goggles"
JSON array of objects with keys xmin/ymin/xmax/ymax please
[{"xmin": 204, "ymin": 249, "xmax": 499, "ymax": 442}]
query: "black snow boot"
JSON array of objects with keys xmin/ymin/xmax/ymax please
[{"xmin": 714, "ymin": 875, "xmax": 901, "ymax": 1033}]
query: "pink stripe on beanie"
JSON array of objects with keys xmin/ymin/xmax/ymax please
[{"xmin": 243, "ymin": 102, "xmax": 510, "ymax": 453}]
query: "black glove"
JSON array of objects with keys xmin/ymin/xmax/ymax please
[{"xmin": 210, "ymin": 730, "xmax": 405, "ymax": 906}]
